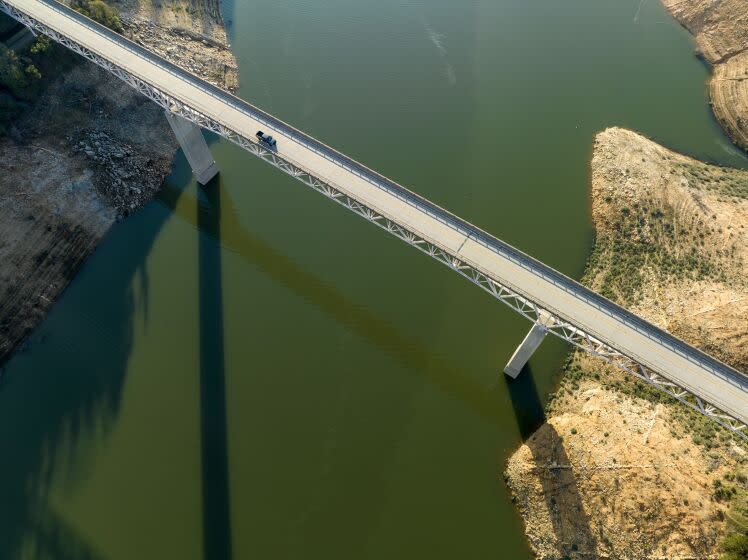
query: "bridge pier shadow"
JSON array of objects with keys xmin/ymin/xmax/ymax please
[
  {"xmin": 504, "ymin": 364, "xmax": 598, "ymax": 558},
  {"xmin": 157, "ymin": 182, "xmax": 507, "ymax": 426},
  {"xmin": 196, "ymin": 178, "xmax": 233, "ymax": 560},
  {"xmin": 164, "ymin": 178, "xmax": 599, "ymax": 557}
]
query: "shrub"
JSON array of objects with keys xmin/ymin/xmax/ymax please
[
  {"xmin": 71, "ymin": 0, "xmax": 123, "ymax": 32},
  {"xmin": 720, "ymin": 533, "xmax": 748, "ymax": 560},
  {"xmin": 24, "ymin": 63, "xmax": 41, "ymax": 80},
  {"xmin": 714, "ymin": 479, "xmax": 737, "ymax": 502}
]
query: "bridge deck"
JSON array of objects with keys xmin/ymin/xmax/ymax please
[{"xmin": 8, "ymin": 0, "xmax": 747, "ymax": 425}]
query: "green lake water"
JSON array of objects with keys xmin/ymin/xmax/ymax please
[{"xmin": 1, "ymin": 0, "xmax": 746, "ymax": 558}]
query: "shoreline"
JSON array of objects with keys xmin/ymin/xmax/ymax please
[
  {"xmin": 660, "ymin": 0, "xmax": 748, "ymax": 154},
  {"xmin": 506, "ymin": 3, "xmax": 748, "ymax": 555},
  {"xmin": 0, "ymin": 0, "xmax": 238, "ymax": 368},
  {"xmin": 506, "ymin": 127, "xmax": 748, "ymax": 559}
]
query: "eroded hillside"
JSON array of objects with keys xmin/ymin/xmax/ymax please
[
  {"xmin": 661, "ymin": 0, "xmax": 748, "ymax": 151},
  {"xmin": 506, "ymin": 128, "xmax": 748, "ymax": 559},
  {"xmin": 0, "ymin": 1, "xmax": 237, "ymax": 366}
]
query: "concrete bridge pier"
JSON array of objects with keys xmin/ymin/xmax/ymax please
[
  {"xmin": 164, "ymin": 109, "xmax": 219, "ymax": 185},
  {"xmin": 504, "ymin": 311, "xmax": 554, "ymax": 378}
]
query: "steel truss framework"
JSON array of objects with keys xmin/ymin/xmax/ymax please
[{"xmin": 3, "ymin": 0, "xmax": 745, "ymax": 439}]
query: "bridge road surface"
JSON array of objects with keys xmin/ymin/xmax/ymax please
[{"xmin": 7, "ymin": 0, "xmax": 747, "ymax": 427}]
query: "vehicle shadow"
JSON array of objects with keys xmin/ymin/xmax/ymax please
[
  {"xmin": 504, "ymin": 364, "xmax": 598, "ymax": 558},
  {"xmin": 196, "ymin": 178, "xmax": 233, "ymax": 560}
]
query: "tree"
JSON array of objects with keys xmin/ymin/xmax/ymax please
[
  {"xmin": 29, "ymin": 34, "xmax": 51, "ymax": 55},
  {"xmin": 0, "ymin": 43, "xmax": 41, "ymax": 99}
]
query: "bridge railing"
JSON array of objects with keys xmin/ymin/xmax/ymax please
[{"xmin": 28, "ymin": 0, "xmax": 748, "ymax": 390}]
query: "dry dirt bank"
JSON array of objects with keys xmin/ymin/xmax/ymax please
[
  {"xmin": 0, "ymin": 0, "xmax": 237, "ymax": 366},
  {"xmin": 660, "ymin": 0, "xmax": 748, "ymax": 152},
  {"xmin": 113, "ymin": 0, "xmax": 238, "ymax": 90},
  {"xmin": 506, "ymin": 128, "xmax": 748, "ymax": 559}
]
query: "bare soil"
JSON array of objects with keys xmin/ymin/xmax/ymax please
[
  {"xmin": 113, "ymin": 0, "xmax": 238, "ymax": 90},
  {"xmin": 588, "ymin": 127, "xmax": 747, "ymax": 371},
  {"xmin": 506, "ymin": 128, "xmax": 748, "ymax": 559},
  {"xmin": 660, "ymin": 0, "xmax": 748, "ymax": 151},
  {"xmin": 507, "ymin": 382, "xmax": 745, "ymax": 559},
  {"xmin": 0, "ymin": 0, "xmax": 237, "ymax": 367}
]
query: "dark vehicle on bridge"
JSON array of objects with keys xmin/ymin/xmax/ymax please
[{"xmin": 256, "ymin": 131, "xmax": 277, "ymax": 148}]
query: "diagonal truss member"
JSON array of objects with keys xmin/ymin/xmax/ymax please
[{"xmin": 2, "ymin": 0, "xmax": 745, "ymax": 440}]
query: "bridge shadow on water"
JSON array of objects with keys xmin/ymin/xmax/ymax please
[
  {"xmin": 0, "ymin": 161, "xmax": 495, "ymax": 560},
  {"xmin": 196, "ymin": 179, "xmax": 233, "ymax": 560},
  {"xmin": 0, "ymin": 160, "xmax": 594, "ymax": 558},
  {"xmin": 160, "ymin": 180, "xmax": 527, "ymax": 556},
  {"xmin": 504, "ymin": 364, "xmax": 598, "ymax": 557},
  {"xmin": 166, "ymin": 177, "xmax": 601, "ymax": 557},
  {"xmin": 158, "ymin": 181, "xmax": 509, "ymax": 429}
]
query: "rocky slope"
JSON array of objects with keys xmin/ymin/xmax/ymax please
[
  {"xmin": 0, "ymin": 1, "xmax": 237, "ymax": 366},
  {"xmin": 506, "ymin": 128, "xmax": 748, "ymax": 559},
  {"xmin": 113, "ymin": 0, "xmax": 238, "ymax": 90},
  {"xmin": 660, "ymin": 0, "xmax": 748, "ymax": 151}
]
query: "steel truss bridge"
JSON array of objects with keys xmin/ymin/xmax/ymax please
[{"xmin": 2, "ymin": 0, "xmax": 747, "ymax": 439}]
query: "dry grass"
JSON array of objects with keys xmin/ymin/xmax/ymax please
[{"xmin": 506, "ymin": 128, "xmax": 748, "ymax": 560}]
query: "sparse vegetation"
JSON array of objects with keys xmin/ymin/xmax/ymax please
[
  {"xmin": 0, "ymin": 42, "xmax": 41, "ymax": 133},
  {"xmin": 721, "ymin": 533, "xmax": 748, "ymax": 560},
  {"xmin": 551, "ymin": 130, "xmax": 748, "ymax": 447},
  {"xmin": 535, "ymin": 128, "xmax": 748, "ymax": 560},
  {"xmin": 70, "ymin": 0, "xmax": 123, "ymax": 33},
  {"xmin": 583, "ymin": 169, "xmax": 744, "ymax": 307},
  {"xmin": 0, "ymin": 43, "xmax": 41, "ymax": 100},
  {"xmin": 0, "ymin": 22, "xmax": 78, "ymax": 133},
  {"xmin": 550, "ymin": 351, "xmax": 745, "ymax": 454},
  {"xmin": 716, "ymin": 472, "xmax": 748, "ymax": 560}
]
